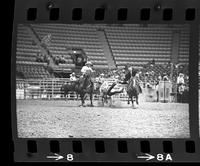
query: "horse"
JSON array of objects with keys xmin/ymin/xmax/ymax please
[
  {"xmin": 76, "ymin": 74, "xmax": 94, "ymax": 107},
  {"xmin": 60, "ymin": 82, "xmax": 79, "ymax": 100},
  {"xmin": 126, "ymin": 77, "xmax": 140, "ymax": 108}
]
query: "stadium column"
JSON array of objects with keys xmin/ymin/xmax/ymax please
[
  {"xmin": 171, "ymin": 31, "xmax": 179, "ymax": 64},
  {"xmin": 189, "ymin": 24, "xmax": 199, "ymax": 138}
]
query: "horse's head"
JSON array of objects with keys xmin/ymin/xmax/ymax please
[{"xmin": 127, "ymin": 77, "xmax": 139, "ymax": 95}]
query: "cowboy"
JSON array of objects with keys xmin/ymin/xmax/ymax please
[
  {"xmin": 69, "ymin": 72, "xmax": 77, "ymax": 82},
  {"xmin": 123, "ymin": 65, "xmax": 137, "ymax": 82},
  {"xmin": 123, "ymin": 65, "xmax": 142, "ymax": 93},
  {"xmin": 80, "ymin": 61, "xmax": 94, "ymax": 87},
  {"xmin": 96, "ymin": 73, "xmax": 105, "ymax": 84},
  {"xmin": 81, "ymin": 61, "xmax": 94, "ymax": 76},
  {"xmin": 177, "ymin": 73, "xmax": 185, "ymax": 85},
  {"xmin": 100, "ymin": 74, "xmax": 124, "ymax": 102}
]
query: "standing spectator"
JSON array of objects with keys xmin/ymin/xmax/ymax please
[
  {"xmin": 54, "ymin": 56, "xmax": 60, "ymax": 65},
  {"xmin": 36, "ymin": 52, "xmax": 44, "ymax": 62},
  {"xmin": 163, "ymin": 75, "xmax": 169, "ymax": 81},
  {"xmin": 46, "ymin": 56, "xmax": 50, "ymax": 65},
  {"xmin": 96, "ymin": 73, "xmax": 105, "ymax": 84},
  {"xmin": 177, "ymin": 73, "xmax": 185, "ymax": 85}
]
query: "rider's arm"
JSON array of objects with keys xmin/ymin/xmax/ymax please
[{"xmin": 81, "ymin": 66, "xmax": 87, "ymax": 73}]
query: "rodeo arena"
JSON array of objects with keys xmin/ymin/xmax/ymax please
[{"xmin": 16, "ymin": 24, "xmax": 192, "ymax": 138}]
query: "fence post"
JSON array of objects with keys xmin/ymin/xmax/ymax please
[
  {"xmin": 39, "ymin": 80, "xmax": 41, "ymax": 99},
  {"xmin": 24, "ymin": 80, "xmax": 26, "ymax": 100},
  {"xmin": 52, "ymin": 79, "xmax": 54, "ymax": 99}
]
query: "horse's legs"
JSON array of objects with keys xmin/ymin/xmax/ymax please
[
  {"xmin": 101, "ymin": 96, "xmax": 104, "ymax": 106},
  {"xmin": 90, "ymin": 93, "xmax": 93, "ymax": 107},
  {"xmin": 131, "ymin": 96, "xmax": 134, "ymax": 108},
  {"xmin": 109, "ymin": 96, "xmax": 113, "ymax": 107},
  {"xmin": 84, "ymin": 94, "xmax": 87, "ymax": 100},
  {"xmin": 127, "ymin": 95, "xmax": 130, "ymax": 104},
  {"xmin": 64, "ymin": 91, "xmax": 68, "ymax": 101},
  {"xmin": 127, "ymin": 97, "xmax": 130, "ymax": 104},
  {"xmin": 79, "ymin": 93, "xmax": 85, "ymax": 107},
  {"xmin": 136, "ymin": 95, "xmax": 139, "ymax": 105}
]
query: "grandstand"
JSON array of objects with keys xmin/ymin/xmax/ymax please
[
  {"xmin": 16, "ymin": 61, "xmax": 51, "ymax": 79},
  {"xmin": 16, "ymin": 24, "xmax": 190, "ymax": 79}
]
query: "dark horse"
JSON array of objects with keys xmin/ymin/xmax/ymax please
[
  {"xmin": 60, "ymin": 82, "xmax": 79, "ymax": 100},
  {"xmin": 126, "ymin": 77, "xmax": 140, "ymax": 108},
  {"xmin": 60, "ymin": 75, "xmax": 94, "ymax": 106},
  {"xmin": 77, "ymin": 74, "xmax": 94, "ymax": 107}
]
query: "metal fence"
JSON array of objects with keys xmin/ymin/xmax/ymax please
[
  {"xmin": 16, "ymin": 78, "xmax": 129, "ymax": 100},
  {"xmin": 16, "ymin": 78, "xmax": 179, "ymax": 102}
]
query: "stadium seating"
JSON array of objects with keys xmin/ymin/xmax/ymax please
[
  {"xmin": 16, "ymin": 61, "xmax": 51, "ymax": 79},
  {"xmin": 31, "ymin": 24, "xmax": 108, "ymax": 68},
  {"xmin": 16, "ymin": 24, "xmax": 190, "ymax": 79},
  {"xmin": 104, "ymin": 24, "xmax": 190, "ymax": 68}
]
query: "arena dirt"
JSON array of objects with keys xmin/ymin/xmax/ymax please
[{"xmin": 17, "ymin": 99, "xmax": 190, "ymax": 138}]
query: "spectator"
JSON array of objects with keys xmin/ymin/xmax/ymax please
[
  {"xmin": 55, "ymin": 56, "xmax": 60, "ymax": 65},
  {"xmin": 177, "ymin": 73, "xmax": 185, "ymax": 85},
  {"xmin": 163, "ymin": 75, "xmax": 169, "ymax": 81},
  {"xmin": 36, "ymin": 52, "xmax": 43, "ymax": 62},
  {"xmin": 60, "ymin": 55, "xmax": 66, "ymax": 63},
  {"xmin": 96, "ymin": 73, "xmax": 105, "ymax": 84},
  {"xmin": 70, "ymin": 72, "xmax": 77, "ymax": 81},
  {"xmin": 43, "ymin": 54, "xmax": 48, "ymax": 62},
  {"xmin": 46, "ymin": 56, "xmax": 50, "ymax": 65}
]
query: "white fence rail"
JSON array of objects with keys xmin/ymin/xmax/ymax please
[
  {"xmin": 16, "ymin": 78, "xmax": 130, "ymax": 100},
  {"xmin": 16, "ymin": 78, "xmax": 179, "ymax": 103}
]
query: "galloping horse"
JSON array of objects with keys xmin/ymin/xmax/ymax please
[{"xmin": 126, "ymin": 77, "xmax": 140, "ymax": 108}]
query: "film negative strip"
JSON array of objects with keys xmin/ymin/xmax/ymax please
[{"xmin": 11, "ymin": 0, "xmax": 200, "ymax": 163}]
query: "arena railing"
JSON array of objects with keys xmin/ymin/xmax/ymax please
[
  {"xmin": 16, "ymin": 78, "xmax": 178, "ymax": 103},
  {"xmin": 16, "ymin": 78, "xmax": 130, "ymax": 100}
]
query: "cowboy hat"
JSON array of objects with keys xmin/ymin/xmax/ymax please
[
  {"xmin": 85, "ymin": 61, "xmax": 92, "ymax": 65},
  {"xmin": 115, "ymin": 75, "xmax": 120, "ymax": 79},
  {"xmin": 70, "ymin": 72, "xmax": 75, "ymax": 76},
  {"xmin": 100, "ymin": 73, "xmax": 104, "ymax": 76}
]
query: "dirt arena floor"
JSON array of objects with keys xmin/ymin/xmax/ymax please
[{"xmin": 16, "ymin": 98, "xmax": 190, "ymax": 138}]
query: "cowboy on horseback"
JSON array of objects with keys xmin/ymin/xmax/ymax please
[
  {"xmin": 123, "ymin": 64, "xmax": 142, "ymax": 94},
  {"xmin": 80, "ymin": 61, "xmax": 94, "ymax": 87},
  {"xmin": 78, "ymin": 61, "xmax": 95, "ymax": 106}
]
